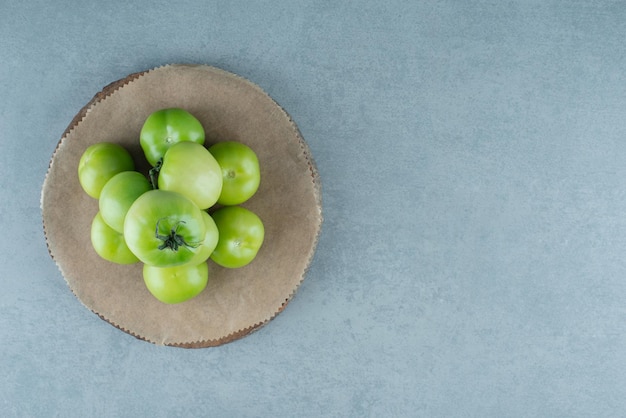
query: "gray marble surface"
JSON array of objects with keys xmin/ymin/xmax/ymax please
[{"xmin": 3, "ymin": 1, "xmax": 626, "ymax": 416}]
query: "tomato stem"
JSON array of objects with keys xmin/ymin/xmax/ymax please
[
  {"xmin": 155, "ymin": 218, "xmax": 199, "ymax": 252},
  {"xmin": 149, "ymin": 159, "xmax": 163, "ymax": 190}
]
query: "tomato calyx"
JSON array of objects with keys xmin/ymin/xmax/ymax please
[
  {"xmin": 155, "ymin": 218, "xmax": 199, "ymax": 252},
  {"xmin": 148, "ymin": 158, "xmax": 163, "ymax": 190}
]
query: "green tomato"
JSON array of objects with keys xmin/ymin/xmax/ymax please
[
  {"xmin": 124, "ymin": 190, "xmax": 207, "ymax": 267},
  {"xmin": 188, "ymin": 211, "xmax": 220, "ymax": 265},
  {"xmin": 140, "ymin": 108, "xmax": 205, "ymax": 167},
  {"xmin": 78, "ymin": 142, "xmax": 135, "ymax": 199},
  {"xmin": 158, "ymin": 141, "xmax": 223, "ymax": 210},
  {"xmin": 208, "ymin": 141, "xmax": 261, "ymax": 206},
  {"xmin": 99, "ymin": 171, "xmax": 151, "ymax": 233},
  {"xmin": 91, "ymin": 212, "xmax": 139, "ymax": 264},
  {"xmin": 210, "ymin": 206, "xmax": 265, "ymax": 268},
  {"xmin": 143, "ymin": 261, "xmax": 208, "ymax": 304}
]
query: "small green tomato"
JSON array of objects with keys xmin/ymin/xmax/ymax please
[
  {"xmin": 208, "ymin": 141, "xmax": 261, "ymax": 206},
  {"xmin": 78, "ymin": 142, "xmax": 135, "ymax": 199},
  {"xmin": 99, "ymin": 171, "xmax": 151, "ymax": 233},
  {"xmin": 123, "ymin": 190, "xmax": 207, "ymax": 267},
  {"xmin": 210, "ymin": 206, "xmax": 264, "ymax": 268},
  {"xmin": 143, "ymin": 261, "xmax": 209, "ymax": 304},
  {"xmin": 157, "ymin": 141, "xmax": 223, "ymax": 210},
  {"xmin": 140, "ymin": 108, "xmax": 205, "ymax": 167},
  {"xmin": 90, "ymin": 212, "xmax": 139, "ymax": 265}
]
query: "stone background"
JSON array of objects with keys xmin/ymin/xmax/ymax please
[{"xmin": 2, "ymin": 1, "xmax": 626, "ymax": 416}]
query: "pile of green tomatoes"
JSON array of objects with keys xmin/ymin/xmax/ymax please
[{"xmin": 78, "ymin": 108, "xmax": 264, "ymax": 304}]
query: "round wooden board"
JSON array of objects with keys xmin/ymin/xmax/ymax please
[{"xmin": 41, "ymin": 64, "xmax": 322, "ymax": 348}]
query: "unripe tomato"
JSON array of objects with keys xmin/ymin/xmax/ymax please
[
  {"xmin": 158, "ymin": 142, "xmax": 223, "ymax": 210},
  {"xmin": 143, "ymin": 261, "xmax": 209, "ymax": 304},
  {"xmin": 90, "ymin": 212, "xmax": 139, "ymax": 265},
  {"xmin": 140, "ymin": 108, "xmax": 205, "ymax": 167},
  {"xmin": 210, "ymin": 206, "xmax": 264, "ymax": 268},
  {"xmin": 99, "ymin": 171, "xmax": 151, "ymax": 233},
  {"xmin": 208, "ymin": 141, "xmax": 261, "ymax": 206},
  {"xmin": 124, "ymin": 190, "xmax": 207, "ymax": 267},
  {"xmin": 188, "ymin": 211, "xmax": 219, "ymax": 265},
  {"xmin": 78, "ymin": 142, "xmax": 135, "ymax": 199}
]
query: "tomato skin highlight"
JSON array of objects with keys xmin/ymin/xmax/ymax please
[
  {"xmin": 78, "ymin": 142, "xmax": 135, "ymax": 199},
  {"xmin": 143, "ymin": 261, "xmax": 208, "ymax": 304},
  {"xmin": 91, "ymin": 212, "xmax": 139, "ymax": 265},
  {"xmin": 140, "ymin": 108, "xmax": 205, "ymax": 167},
  {"xmin": 158, "ymin": 142, "xmax": 223, "ymax": 210},
  {"xmin": 210, "ymin": 206, "xmax": 265, "ymax": 268},
  {"xmin": 208, "ymin": 141, "xmax": 261, "ymax": 206},
  {"xmin": 124, "ymin": 190, "xmax": 207, "ymax": 267},
  {"xmin": 99, "ymin": 171, "xmax": 151, "ymax": 233}
]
